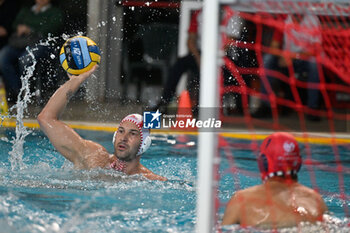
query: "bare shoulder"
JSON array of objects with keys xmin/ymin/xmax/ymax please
[
  {"xmin": 84, "ymin": 139, "xmax": 109, "ymax": 152},
  {"xmin": 143, "ymin": 172, "xmax": 167, "ymax": 181},
  {"xmin": 227, "ymin": 189, "xmax": 249, "ymax": 205},
  {"xmin": 222, "ymin": 189, "xmax": 246, "ymax": 225},
  {"xmin": 299, "ymin": 184, "xmax": 326, "ymax": 201},
  {"xmin": 243, "ymin": 184, "xmax": 263, "ymax": 193},
  {"xmin": 296, "ymin": 183, "xmax": 323, "ymax": 197},
  {"xmin": 225, "ymin": 185, "xmax": 266, "ymax": 208},
  {"xmin": 75, "ymin": 140, "xmax": 112, "ymax": 169},
  {"xmin": 237, "ymin": 184, "xmax": 264, "ymax": 198},
  {"xmin": 293, "ymin": 183, "xmax": 328, "ymax": 213},
  {"xmin": 225, "ymin": 185, "xmax": 268, "ymax": 213},
  {"xmin": 140, "ymin": 166, "xmax": 167, "ymax": 181}
]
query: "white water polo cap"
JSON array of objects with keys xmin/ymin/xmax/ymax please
[{"xmin": 113, "ymin": 114, "xmax": 151, "ymax": 156}]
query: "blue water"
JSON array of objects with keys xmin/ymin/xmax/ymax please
[{"xmin": 0, "ymin": 128, "xmax": 349, "ymax": 232}]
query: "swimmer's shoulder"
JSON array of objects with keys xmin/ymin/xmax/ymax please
[
  {"xmin": 144, "ymin": 172, "xmax": 167, "ymax": 181},
  {"xmin": 295, "ymin": 184, "xmax": 327, "ymax": 210},
  {"xmin": 227, "ymin": 185, "xmax": 266, "ymax": 205},
  {"xmin": 77, "ymin": 140, "xmax": 112, "ymax": 169},
  {"xmin": 228, "ymin": 187, "xmax": 254, "ymax": 204},
  {"xmin": 140, "ymin": 166, "xmax": 167, "ymax": 181},
  {"xmin": 240, "ymin": 184, "xmax": 264, "ymax": 196},
  {"xmin": 294, "ymin": 183, "xmax": 323, "ymax": 198}
]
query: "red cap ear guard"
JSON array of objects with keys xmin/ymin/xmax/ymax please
[{"xmin": 257, "ymin": 132, "xmax": 302, "ymax": 181}]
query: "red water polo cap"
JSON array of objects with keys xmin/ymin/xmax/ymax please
[{"xmin": 257, "ymin": 132, "xmax": 302, "ymax": 181}]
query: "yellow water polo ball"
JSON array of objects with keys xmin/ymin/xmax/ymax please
[{"xmin": 59, "ymin": 36, "xmax": 101, "ymax": 75}]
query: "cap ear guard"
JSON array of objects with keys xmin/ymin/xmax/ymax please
[
  {"xmin": 295, "ymin": 157, "xmax": 302, "ymax": 172},
  {"xmin": 112, "ymin": 130, "xmax": 117, "ymax": 145},
  {"xmin": 258, "ymin": 153, "xmax": 268, "ymax": 173},
  {"xmin": 137, "ymin": 135, "xmax": 151, "ymax": 155},
  {"xmin": 257, "ymin": 153, "xmax": 269, "ymax": 180}
]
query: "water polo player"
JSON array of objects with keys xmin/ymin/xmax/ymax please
[
  {"xmin": 38, "ymin": 66, "xmax": 166, "ymax": 181},
  {"xmin": 222, "ymin": 132, "xmax": 327, "ymax": 228}
]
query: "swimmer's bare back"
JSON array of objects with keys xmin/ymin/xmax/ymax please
[{"xmin": 222, "ymin": 179, "xmax": 327, "ymax": 228}]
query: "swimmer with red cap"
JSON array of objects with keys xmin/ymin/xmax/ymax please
[
  {"xmin": 38, "ymin": 66, "xmax": 166, "ymax": 181},
  {"xmin": 222, "ymin": 132, "xmax": 327, "ymax": 228}
]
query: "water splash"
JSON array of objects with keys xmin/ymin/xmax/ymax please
[
  {"xmin": 5, "ymin": 35, "xmax": 63, "ymax": 170},
  {"xmin": 8, "ymin": 46, "xmax": 36, "ymax": 171},
  {"xmin": 1, "ymin": 19, "xmax": 120, "ymax": 170}
]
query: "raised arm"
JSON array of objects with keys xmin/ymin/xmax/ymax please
[{"xmin": 37, "ymin": 66, "xmax": 99, "ymax": 166}]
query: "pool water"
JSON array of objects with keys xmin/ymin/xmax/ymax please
[
  {"xmin": 0, "ymin": 128, "xmax": 349, "ymax": 233},
  {"xmin": 0, "ymin": 128, "xmax": 198, "ymax": 233}
]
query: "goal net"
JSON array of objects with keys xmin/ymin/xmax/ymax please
[{"xmin": 199, "ymin": 0, "xmax": 350, "ymax": 232}]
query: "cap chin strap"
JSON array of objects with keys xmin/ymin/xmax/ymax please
[{"xmin": 263, "ymin": 170, "xmax": 298, "ymax": 181}]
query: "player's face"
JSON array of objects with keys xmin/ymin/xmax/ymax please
[{"xmin": 114, "ymin": 121, "xmax": 141, "ymax": 161}]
